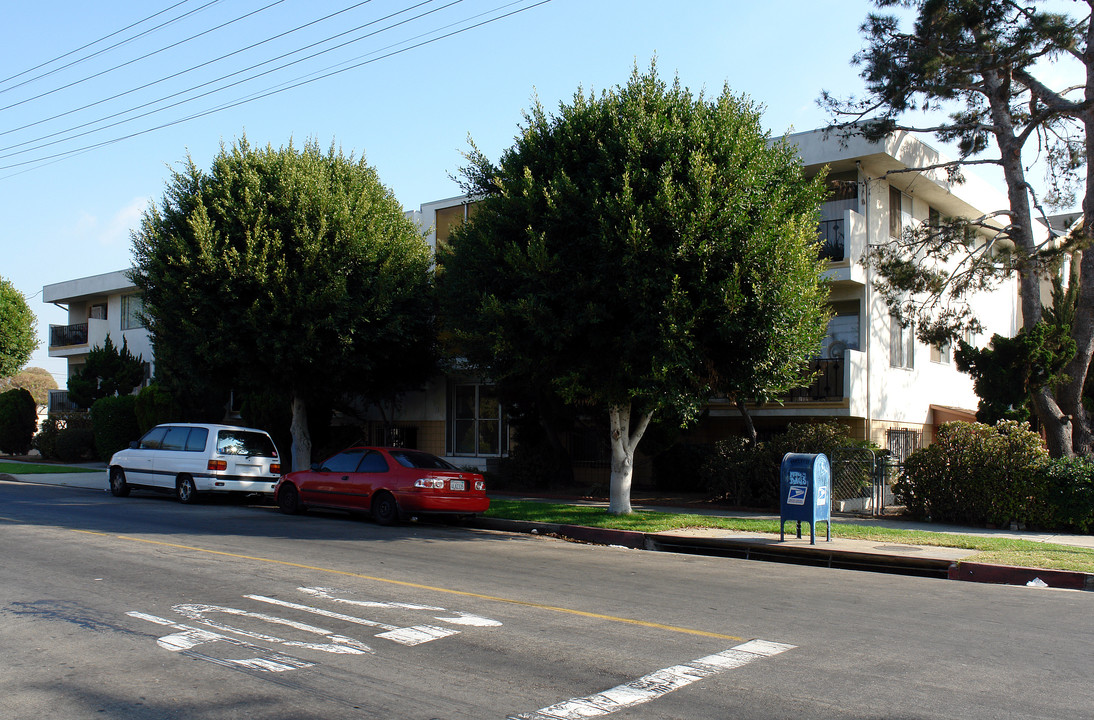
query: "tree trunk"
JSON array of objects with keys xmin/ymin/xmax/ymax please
[
  {"xmin": 289, "ymin": 392, "xmax": 312, "ymax": 472},
  {"xmin": 607, "ymin": 403, "xmax": 653, "ymax": 515},
  {"xmin": 736, "ymin": 399, "xmax": 758, "ymax": 446},
  {"xmin": 983, "ymin": 68, "xmax": 1077, "ymax": 456}
]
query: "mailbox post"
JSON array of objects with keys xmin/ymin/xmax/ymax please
[{"xmin": 779, "ymin": 452, "xmax": 832, "ymax": 545}]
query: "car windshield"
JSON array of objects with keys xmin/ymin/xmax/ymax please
[
  {"xmin": 389, "ymin": 450, "xmax": 458, "ymax": 470},
  {"xmin": 216, "ymin": 430, "xmax": 278, "ymax": 457}
]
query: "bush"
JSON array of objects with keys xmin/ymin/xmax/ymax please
[
  {"xmin": 55, "ymin": 417, "xmax": 96, "ymax": 462},
  {"xmin": 896, "ymin": 420, "xmax": 1049, "ymax": 527},
  {"xmin": 134, "ymin": 383, "xmax": 177, "ymax": 433},
  {"xmin": 91, "ymin": 394, "xmax": 140, "ymax": 462},
  {"xmin": 0, "ymin": 388, "xmax": 37, "ymax": 455},
  {"xmin": 34, "ymin": 413, "xmax": 91, "ymax": 460},
  {"xmin": 651, "ymin": 443, "xmax": 715, "ymax": 492},
  {"xmin": 700, "ymin": 421, "xmax": 866, "ymax": 509},
  {"xmin": 1038, "ymin": 457, "xmax": 1094, "ymax": 533}
]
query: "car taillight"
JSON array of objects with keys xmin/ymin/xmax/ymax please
[
  {"xmin": 208, "ymin": 459, "xmax": 227, "ymax": 471},
  {"xmin": 475, "ymin": 480, "xmax": 485, "ymax": 491},
  {"xmin": 270, "ymin": 463, "xmax": 281, "ymax": 474},
  {"xmin": 414, "ymin": 478, "xmax": 445, "ymax": 489}
]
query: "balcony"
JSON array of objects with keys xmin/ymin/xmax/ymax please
[
  {"xmin": 784, "ymin": 359, "xmax": 844, "ymax": 402},
  {"xmin": 47, "ymin": 390, "xmax": 83, "ymax": 414},
  {"xmin": 818, "ymin": 208, "xmax": 867, "ymax": 285},
  {"xmin": 48, "ymin": 318, "xmax": 109, "ymax": 358},
  {"xmin": 50, "ymin": 323, "xmax": 88, "ymax": 347}
]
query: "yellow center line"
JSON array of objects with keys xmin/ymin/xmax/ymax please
[{"xmin": 67, "ymin": 527, "xmax": 745, "ymax": 642}]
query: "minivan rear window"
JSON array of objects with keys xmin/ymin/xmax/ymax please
[{"xmin": 216, "ymin": 430, "xmax": 278, "ymax": 458}]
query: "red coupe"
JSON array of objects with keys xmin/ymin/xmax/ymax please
[{"xmin": 274, "ymin": 446, "xmax": 489, "ymax": 525}]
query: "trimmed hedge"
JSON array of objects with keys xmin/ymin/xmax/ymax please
[
  {"xmin": 90, "ymin": 394, "xmax": 140, "ymax": 462},
  {"xmin": 0, "ymin": 388, "xmax": 37, "ymax": 455}
]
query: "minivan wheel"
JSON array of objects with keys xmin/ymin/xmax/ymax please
[
  {"xmin": 176, "ymin": 476, "xmax": 199, "ymax": 504},
  {"xmin": 371, "ymin": 492, "xmax": 400, "ymax": 526},
  {"xmin": 109, "ymin": 468, "xmax": 130, "ymax": 497}
]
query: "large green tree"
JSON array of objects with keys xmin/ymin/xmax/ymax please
[
  {"xmin": 131, "ymin": 138, "xmax": 437, "ymax": 470},
  {"xmin": 823, "ymin": 0, "xmax": 1094, "ymax": 456},
  {"xmin": 0, "ymin": 277, "xmax": 38, "ymax": 379},
  {"xmin": 441, "ymin": 66, "xmax": 830, "ymax": 514}
]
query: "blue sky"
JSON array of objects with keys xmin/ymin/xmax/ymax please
[{"xmin": 0, "ymin": 0, "xmax": 1064, "ymax": 382}]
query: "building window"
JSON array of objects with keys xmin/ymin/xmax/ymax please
[
  {"xmin": 121, "ymin": 294, "xmax": 145, "ymax": 330},
  {"xmin": 822, "ymin": 300, "xmax": 860, "ymax": 358},
  {"xmin": 449, "ymin": 382, "xmax": 504, "ymax": 456},
  {"xmin": 89, "ymin": 303, "xmax": 107, "ymax": 320},
  {"xmin": 890, "ymin": 313, "xmax": 914, "ymax": 369},
  {"xmin": 434, "ymin": 202, "xmax": 479, "ymax": 251},
  {"xmin": 887, "ymin": 429, "xmax": 920, "ymax": 464},
  {"xmin": 930, "ymin": 341, "xmax": 951, "ymax": 364},
  {"xmin": 889, "ymin": 186, "xmax": 910, "ymax": 239}
]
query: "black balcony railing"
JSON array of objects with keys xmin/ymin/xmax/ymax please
[
  {"xmin": 818, "ymin": 218, "xmax": 845, "ymax": 261},
  {"xmin": 48, "ymin": 391, "xmax": 82, "ymax": 414},
  {"xmin": 50, "ymin": 323, "xmax": 88, "ymax": 347},
  {"xmin": 784, "ymin": 358, "xmax": 844, "ymax": 402}
]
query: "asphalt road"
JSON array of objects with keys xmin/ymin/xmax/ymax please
[{"xmin": 1, "ymin": 480, "xmax": 1091, "ymax": 720}]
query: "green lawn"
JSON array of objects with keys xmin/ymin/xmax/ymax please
[
  {"xmin": 0, "ymin": 460, "xmax": 101, "ymax": 474},
  {"xmin": 485, "ymin": 500, "xmax": 1094, "ymax": 573}
]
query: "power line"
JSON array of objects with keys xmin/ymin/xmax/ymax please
[
  {"xmin": 0, "ymin": 0, "xmax": 220, "ymax": 94},
  {"xmin": 0, "ymin": 0, "xmax": 450, "ymax": 161},
  {"xmin": 0, "ymin": 0, "xmax": 553, "ymax": 178},
  {"xmin": 0, "ymin": 0, "xmax": 285, "ymax": 112},
  {"xmin": 0, "ymin": 0, "xmax": 380, "ymax": 145}
]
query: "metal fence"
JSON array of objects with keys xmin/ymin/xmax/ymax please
[{"xmin": 828, "ymin": 447, "xmax": 900, "ymax": 516}]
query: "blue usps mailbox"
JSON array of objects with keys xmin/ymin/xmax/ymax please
[{"xmin": 779, "ymin": 452, "xmax": 832, "ymax": 545}]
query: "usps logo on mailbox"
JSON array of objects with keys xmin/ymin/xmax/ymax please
[
  {"xmin": 787, "ymin": 470, "xmax": 808, "ymax": 505},
  {"xmin": 817, "ymin": 485, "xmax": 828, "ymax": 506}
]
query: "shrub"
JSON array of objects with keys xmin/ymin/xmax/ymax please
[
  {"xmin": 91, "ymin": 395, "xmax": 140, "ymax": 462},
  {"xmin": 895, "ymin": 420, "xmax": 1049, "ymax": 527},
  {"xmin": 55, "ymin": 418, "xmax": 96, "ymax": 462},
  {"xmin": 651, "ymin": 443, "xmax": 715, "ymax": 492},
  {"xmin": 134, "ymin": 383, "xmax": 177, "ymax": 433},
  {"xmin": 1038, "ymin": 457, "xmax": 1094, "ymax": 533},
  {"xmin": 700, "ymin": 421, "xmax": 865, "ymax": 509},
  {"xmin": 0, "ymin": 388, "xmax": 37, "ymax": 455}
]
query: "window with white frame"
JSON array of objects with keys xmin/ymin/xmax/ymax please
[
  {"xmin": 121, "ymin": 294, "xmax": 145, "ymax": 330},
  {"xmin": 930, "ymin": 340, "xmax": 951, "ymax": 364},
  {"xmin": 890, "ymin": 313, "xmax": 914, "ymax": 369}
]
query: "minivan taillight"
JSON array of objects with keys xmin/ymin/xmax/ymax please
[
  {"xmin": 270, "ymin": 463, "xmax": 281, "ymax": 475},
  {"xmin": 208, "ymin": 459, "xmax": 227, "ymax": 471}
]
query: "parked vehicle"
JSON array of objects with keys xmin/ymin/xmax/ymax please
[
  {"xmin": 108, "ymin": 423, "xmax": 282, "ymax": 503},
  {"xmin": 275, "ymin": 446, "xmax": 489, "ymax": 525}
]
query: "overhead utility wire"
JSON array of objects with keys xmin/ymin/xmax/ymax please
[
  {"xmin": 0, "ymin": 0, "xmax": 284, "ymax": 112},
  {"xmin": 0, "ymin": 0, "xmax": 449, "ymax": 160},
  {"xmin": 0, "ymin": 0, "xmax": 219, "ymax": 94},
  {"xmin": 0, "ymin": 0, "xmax": 379, "ymax": 143},
  {"xmin": 0, "ymin": 0, "xmax": 552, "ymax": 176}
]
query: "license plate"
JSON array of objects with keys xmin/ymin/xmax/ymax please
[{"xmin": 450, "ymin": 480, "xmax": 465, "ymax": 491}]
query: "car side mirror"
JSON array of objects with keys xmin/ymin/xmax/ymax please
[
  {"xmin": 311, "ymin": 463, "xmax": 321, "ymax": 471},
  {"xmin": 130, "ymin": 441, "xmax": 139, "ymax": 449}
]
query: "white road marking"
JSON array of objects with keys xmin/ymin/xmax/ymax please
[
  {"xmin": 297, "ymin": 586, "xmax": 503, "ymax": 627},
  {"xmin": 126, "ymin": 611, "xmax": 315, "ymax": 672},
  {"xmin": 170, "ymin": 603, "xmax": 374, "ymax": 655},
  {"xmin": 508, "ymin": 640, "xmax": 795, "ymax": 720}
]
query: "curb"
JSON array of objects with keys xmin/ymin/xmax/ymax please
[{"xmin": 471, "ymin": 517, "xmax": 1094, "ymax": 590}]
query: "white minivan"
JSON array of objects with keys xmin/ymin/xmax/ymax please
[{"xmin": 108, "ymin": 423, "xmax": 282, "ymax": 503}]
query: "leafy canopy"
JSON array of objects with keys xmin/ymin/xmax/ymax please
[
  {"xmin": 442, "ymin": 64, "xmax": 830, "ymax": 423},
  {"xmin": 0, "ymin": 277, "xmax": 38, "ymax": 379},
  {"xmin": 131, "ymin": 138, "xmax": 436, "ymax": 461}
]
